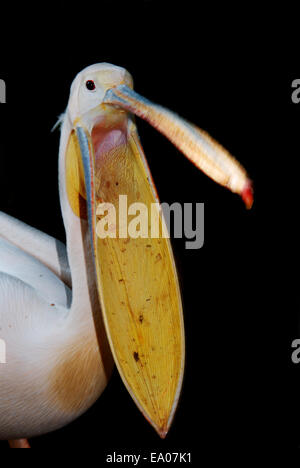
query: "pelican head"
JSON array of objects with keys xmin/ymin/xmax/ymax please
[{"xmin": 67, "ymin": 63, "xmax": 133, "ymax": 128}]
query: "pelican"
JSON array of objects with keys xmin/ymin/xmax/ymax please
[{"xmin": 0, "ymin": 63, "xmax": 253, "ymax": 448}]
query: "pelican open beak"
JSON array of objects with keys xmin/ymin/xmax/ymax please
[{"xmin": 66, "ymin": 77, "xmax": 252, "ymax": 438}]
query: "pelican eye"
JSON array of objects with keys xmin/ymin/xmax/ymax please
[{"xmin": 86, "ymin": 80, "xmax": 96, "ymax": 91}]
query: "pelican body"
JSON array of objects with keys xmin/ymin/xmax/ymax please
[{"xmin": 0, "ymin": 63, "xmax": 252, "ymax": 444}]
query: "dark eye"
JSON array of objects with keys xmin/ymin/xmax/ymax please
[{"xmin": 86, "ymin": 80, "xmax": 96, "ymax": 91}]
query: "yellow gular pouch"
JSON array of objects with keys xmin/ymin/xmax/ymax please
[
  {"xmin": 65, "ymin": 118, "xmax": 185, "ymax": 437},
  {"xmin": 66, "ymin": 130, "xmax": 87, "ymax": 219},
  {"xmin": 92, "ymin": 126, "xmax": 185, "ymax": 437}
]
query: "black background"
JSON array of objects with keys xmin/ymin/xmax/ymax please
[{"xmin": 0, "ymin": 0, "xmax": 295, "ymax": 456}]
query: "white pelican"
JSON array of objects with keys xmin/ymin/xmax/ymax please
[{"xmin": 0, "ymin": 63, "xmax": 253, "ymax": 448}]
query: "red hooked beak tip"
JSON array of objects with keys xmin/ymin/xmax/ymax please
[{"xmin": 241, "ymin": 179, "xmax": 254, "ymax": 209}]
